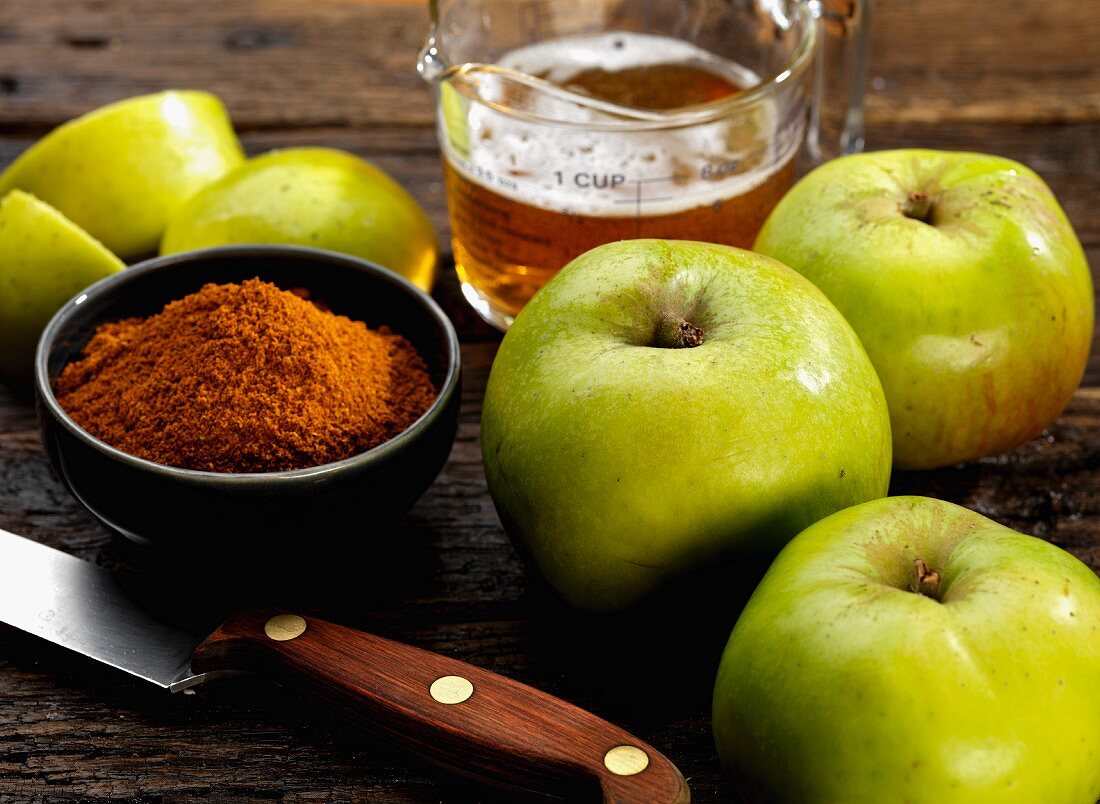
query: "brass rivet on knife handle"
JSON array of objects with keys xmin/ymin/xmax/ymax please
[
  {"xmin": 430, "ymin": 675, "xmax": 474, "ymax": 704},
  {"xmin": 264, "ymin": 614, "xmax": 307, "ymax": 641},
  {"xmin": 603, "ymin": 745, "xmax": 650, "ymax": 776}
]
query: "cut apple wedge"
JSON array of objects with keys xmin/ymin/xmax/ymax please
[
  {"xmin": 0, "ymin": 91, "xmax": 244, "ymax": 258},
  {"xmin": 0, "ymin": 190, "xmax": 125, "ymax": 387}
]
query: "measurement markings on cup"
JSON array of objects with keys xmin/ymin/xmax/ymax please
[{"xmin": 610, "ymin": 174, "xmax": 688, "ymax": 235}]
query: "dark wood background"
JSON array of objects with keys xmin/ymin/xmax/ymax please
[{"xmin": 0, "ymin": 1, "xmax": 1097, "ymax": 801}]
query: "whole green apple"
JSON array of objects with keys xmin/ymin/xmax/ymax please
[
  {"xmin": 161, "ymin": 147, "xmax": 438, "ymax": 291},
  {"xmin": 0, "ymin": 190, "xmax": 124, "ymax": 387},
  {"xmin": 481, "ymin": 239, "xmax": 892, "ymax": 612},
  {"xmin": 0, "ymin": 91, "xmax": 244, "ymax": 258},
  {"xmin": 713, "ymin": 495, "xmax": 1100, "ymax": 803},
  {"xmin": 754, "ymin": 149, "xmax": 1094, "ymax": 470}
]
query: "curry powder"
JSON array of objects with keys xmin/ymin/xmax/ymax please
[{"xmin": 56, "ymin": 278, "xmax": 437, "ymax": 473}]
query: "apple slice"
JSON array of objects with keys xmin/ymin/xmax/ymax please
[
  {"xmin": 161, "ymin": 147, "xmax": 438, "ymax": 292},
  {"xmin": 713, "ymin": 495, "xmax": 1100, "ymax": 803},
  {"xmin": 0, "ymin": 91, "xmax": 244, "ymax": 258},
  {"xmin": 0, "ymin": 190, "xmax": 124, "ymax": 387}
]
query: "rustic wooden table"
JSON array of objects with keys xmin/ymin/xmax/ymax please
[{"xmin": 0, "ymin": 1, "xmax": 1097, "ymax": 801}]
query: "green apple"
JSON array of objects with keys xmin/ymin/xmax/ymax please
[
  {"xmin": 481, "ymin": 239, "xmax": 892, "ymax": 612},
  {"xmin": 0, "ymin": 190, "xmax": 124, "ymax": 386},
  {"xmin": 754, "ymin": 149, "xmax": 1094, "ymax": 470},
  {"xmin": 713, "ymin": 495, "xmax": 1100, "ymax": 803},
  {"xmin": 0, "ymin": 91, "xmax": 244, "ymax": 258},
  {"xmin": 161, "ymin": 147, "xmax": 438, "ymax": 292}
]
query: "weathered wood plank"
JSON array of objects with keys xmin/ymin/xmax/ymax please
[
  {"xmin": 0, "ymin": 0, "xmax": 436, "ymax": 130},
  {"xmin": 868, "ymin": 0, "xmax": 1100, "ymax": 124},
  {"xmin": 1, "ymin": 0, "xmax": 1098, "ymax": 131}
]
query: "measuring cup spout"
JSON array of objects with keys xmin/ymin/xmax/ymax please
[
  {"xmin": 433, "ymin": 64, "xmax": 673, "ymax": 124},
  {"xmin": 416, "ymin": 26, "xmax": 447, "ymax": 84},
  {"xmin": 418, "ymin": 2, "xmax": 683, "ymax": 125}
]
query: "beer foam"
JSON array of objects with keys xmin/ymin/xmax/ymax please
[
  {"xmin": 499, "ymin": 31, "xmax": 754, "ymax": 85},
  {"xmin": 442, "ymin": 32, "xmax": 800, "ymax": 218}
]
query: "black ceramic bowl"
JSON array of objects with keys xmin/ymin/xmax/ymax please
[{"xmin": 35, "ymin": 246, "xmax": 461, "ymax": 555}]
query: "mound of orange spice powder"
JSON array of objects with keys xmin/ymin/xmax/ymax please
[{"xmin": 56, "ymin": 278, "xmax": 437, "ymax": 473}]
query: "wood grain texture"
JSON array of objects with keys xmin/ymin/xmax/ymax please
[
  {"xmin": 191, "ymin": 607, "xmax": 690, "ymax": 802},
  {"xmin": 1, "ymin": 0, "xmax": 1098, "ymax": 131},
  {"xmin": 0, "ymin": 0, "xmax": 1098, "ymax": 801}
]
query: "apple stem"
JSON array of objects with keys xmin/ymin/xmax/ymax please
[
  {"xmin": 902, "ymin": 190, "xmax": 934, "ymax": 223},
  {"xmin": 653, "ymin": 315, "xmax": 704, "ymax": 349},
  {"xmin": 912, "ymin": 558, "xmax": 942, "ymax": 598}
]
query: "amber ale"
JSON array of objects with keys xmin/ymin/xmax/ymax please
[{"xmin": 440, "ymin": 31, "xmax": 801, "ymax": 326}]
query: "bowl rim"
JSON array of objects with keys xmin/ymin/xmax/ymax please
[{"xmin": 35, "ymin": 244, "xmax": 461, "ymax": 487}]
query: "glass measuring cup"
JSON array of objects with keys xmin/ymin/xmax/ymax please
[{"xmin": 419, "ymin": 0, "xmax": 870, "ymax": 329}]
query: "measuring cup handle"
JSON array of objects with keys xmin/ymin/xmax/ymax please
[{"xmin": 806, "ymin": 0, "xmax": 872, "ymax": 163}]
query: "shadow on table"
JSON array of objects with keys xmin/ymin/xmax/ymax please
[{"xmin": 515, "ymin": 556, "xmax": 771, "ymax": 724}]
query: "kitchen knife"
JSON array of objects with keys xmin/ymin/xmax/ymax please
[{"xmin": 0, "ymin": 528, "xmax": 690, "ymax": 802}]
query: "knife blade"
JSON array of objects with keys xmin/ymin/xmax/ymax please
[
  {"xmin": 0, "ymin": 527, "xmax": 212, "ymax": 691},
  {"xmin": 0, "ymin": 528, "xmax": 690, "ymax": 803}
]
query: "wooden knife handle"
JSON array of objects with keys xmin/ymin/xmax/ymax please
[{"xmin": 191, "ymin": 606, "xmax": 690, "ymax": 803}]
